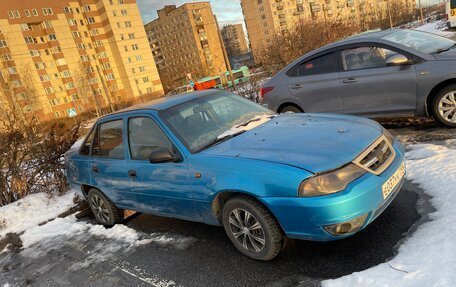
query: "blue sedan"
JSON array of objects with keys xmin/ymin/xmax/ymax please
[{"xmin": 65, "ymin": 90, "xmax": 406, "ymax": 261}]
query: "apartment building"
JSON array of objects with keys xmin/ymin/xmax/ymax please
[
  {"xmin": 241, "ymin": 0, "xmax": 416, "ymax": 59},
  {"xmin": 144, "ymin": 2, "xmax": 227, "ymax": 92},
  {"xmin": 221, "ymin": 24, "xmax": 249, "ymax": 60},
  {"xmin": 0, "ymin": 0, "xmax": 163, "ymax": 123}
]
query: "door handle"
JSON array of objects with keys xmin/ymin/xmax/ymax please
[
  {"xmin": 128, "ymin": 170, "xmax": 137, "ymax": 179},
  {"xmin": 342, "ymin": 78, "xmax": 358, "ymax": 84},
  {"xmin": 290, "ymin": 84, "xmax": 303, "ymax": 90},
  {"xmin": 92, "ymin": 166, "xmax": 98, "ymax": 173}
]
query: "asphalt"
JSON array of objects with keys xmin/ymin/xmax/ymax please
[{"xmin": 1, "ymin": 121, "xmax": 452, "ymax": 287}]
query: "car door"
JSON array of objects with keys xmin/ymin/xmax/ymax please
[
  {"xmin": 287, "ymin": 51, "xmax": 343, "ymax": 112},
  {"xmin": 125, "ymin": 115, "xmax": 196, "ymax": 220},
  {"xmin": 338, "ymin": 44, "xmax": 418, "ymax": 115},
  {"xmin": 89, "ymin": 119, "xmax": 134, "ymax": 209}
]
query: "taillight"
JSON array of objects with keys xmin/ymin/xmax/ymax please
[{"xmin": 260, "ymin": 86, "xmax": 274, "ymax": 98}]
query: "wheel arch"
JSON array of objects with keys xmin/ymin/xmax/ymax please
[
  {"xmin": 211, "ymin": 190, "xmax": 285, "ymax": 233},
  {"xmin": 425, "ymin": 79, "xmax": 456, "ymax": 117},
  {"xmin": 277, "ymin": 102, "xmax": 304, "ymax": 113}
]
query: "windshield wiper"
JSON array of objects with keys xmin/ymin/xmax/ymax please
[
  {"xmin": 432, "ymin": 43, "xmax": 456, "ymax": 54},
  {"xmin": 196, "ymin": 130, "xmax": 246, "ymax": 153}
]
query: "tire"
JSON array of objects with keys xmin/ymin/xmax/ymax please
[
  {"xmin": 222, "ymin": 195, "xmax": 284, "ymax": 261},
  {"xmin": 432, "ymin": 84, "xmax": 456, "ymax": 128},
  {"xmin": 280, "ymin": 105, "xmax": 302, "ymax": 113},
  {"xmin": 87, "ymin": 188, "xmax": 122, "ymax": 226}
]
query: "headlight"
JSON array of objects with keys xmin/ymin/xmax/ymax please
[
  {"xmin": 383, "ymin": 128, "xmax": 395, "ymax": 145},
  {"xmin": 299, "ymin": 164, "xmax": 366, "ymax": 197}
]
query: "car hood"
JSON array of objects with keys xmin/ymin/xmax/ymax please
[
  {"xmin": 433, "ymin": 49, "xmax": 456, "ymax": 60},
  {"xmin": 201, "ymin": 113, "xmax": 383, "ymax": 174}
]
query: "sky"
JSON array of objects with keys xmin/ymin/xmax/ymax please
[
  {"xmin": 137, "ymin": 0, "xmax": 443, "ymax": 25},
  {"xmin": 137, "ymin": 0, "xmax": 244, "ymax": 26}
]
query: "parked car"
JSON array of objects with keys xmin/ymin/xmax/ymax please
[
  {"xmin": 261, "ymin": 29, "xmax": 456, "ymax": 127},
  {"xmin": 66, "ymin": 90, "xmax": 406, "ymax": 261}
]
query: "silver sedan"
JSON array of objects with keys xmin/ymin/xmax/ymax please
[{"xmin": 260, "ymin": 29, "xmax": 456, "ymax": 127}]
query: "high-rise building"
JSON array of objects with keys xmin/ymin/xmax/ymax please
[
  {"xmin": 241, "ymin": 0, "xmax": 416, "ymax": 60},
  {"xmin": 0, "ymin": 0, "xmax": 163, "ymax": 122},
  {"xmin": 221, "ymin": 24, "xmax": 249, "ymax": 60},
  {"xmin": 144, "ymin": 2, "xmax": 227, "ymax": 92}
]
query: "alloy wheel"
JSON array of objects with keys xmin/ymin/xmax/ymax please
[
  {"xmin": 228, "ymin": 208, "xmax": 266, "ymax": 253},
  {"xmin": 438, "ymin": 91, "xmax": 456, "ymax": 124},
  {"xmin": 90, "ymin": 194, "xmax": 110, "ymax": 224}
]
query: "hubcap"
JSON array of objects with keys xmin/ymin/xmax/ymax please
[
  {"xmin": 438, "ymin": 92, "xmax": 456, "ymax": 124},
  {"xmin": 228, "ymin": 208, "xmax": 265, "ymax": 253},
  {"xmin": 90, "ymin": 194, "xmax": 110, "ymax": 224}
]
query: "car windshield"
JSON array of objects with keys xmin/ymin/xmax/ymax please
[
  {"xmin": 381, "ymin": 29, "xmax": 456, "ymax": 54},
  {"xmin": 160, "ymin": 91, "xmax": 273, "ymax": 153}
]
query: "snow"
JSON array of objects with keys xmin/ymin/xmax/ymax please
[
  {"xmin": 217, "ymin": 114, "xmax": 274, "ymax": 139},
  {"xmin": 0, "ymin": 192, "xmax": 74, "ymax": 237},
  {"xmin": 323, "ymin": 143, "xmax": 456, "ymax": 287},
  {"xmin": 415, "ymin": 21, "xmax": 456, "ymax": 38}
]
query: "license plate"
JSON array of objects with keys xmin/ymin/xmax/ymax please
[{"xmin": 382, "ymin": 162, "xmax": 405, "ymax": 199}]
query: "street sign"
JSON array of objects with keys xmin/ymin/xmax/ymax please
[{"xmin": 67, "ymin": 108, "xmax": 77, "ymax": 117}]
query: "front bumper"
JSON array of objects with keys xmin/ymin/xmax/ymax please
[{"xmin": 261, "ymin": 141, "xmax": 406, "ymax": 241}]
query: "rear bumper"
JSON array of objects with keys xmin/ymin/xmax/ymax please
[{"xmin": 261, "ymin": 141, "xmax": 406, "ymax": 241}]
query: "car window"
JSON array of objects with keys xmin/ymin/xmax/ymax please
[
  {"xmin": 79, "ymin": 128, "xmax": 95, "ymax": 156},
  {"xmin": 128, "ymin": 117, "xmax": 172, "ymax": 160},
  {"xmin": 91, "ymin": 120, "xmax": 124, "ymax": 159},
  {"xmin": 296, "ymin": 53, "xmax": 338, "ymax": 77},
  {"xmin": 341, "ymin": 46, "xmax": 402, "ymax": 71}
]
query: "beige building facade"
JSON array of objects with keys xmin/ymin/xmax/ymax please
[
  {"xmin": 241, "ymin": 0, "xmax": 416, "ymax": 59},
  {"xmin": 221, "ymin": 24, "xmax": 249, "ymax": 59},
  {"xmin": 144, "ymin": 2, "xmax": 227, "ymax": 92},
  {"xmin": 0, "ymin": 0, "xmax": 163, "ymax": 123}
]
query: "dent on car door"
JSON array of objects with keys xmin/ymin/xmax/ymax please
[
  {"xmin": 287, "ymin": 52, "xmax": 343, "ymax": 112},
  {"xmin": 125, "ymin": 116, "xmax": 195, "ymax": 219},
  {"xmin": 339, "ymin": 45, "xmax": 418, "ymax": 115},
  {"xmin": 89, "ymin": 119, "xmax": 133, "ymax": 208}
]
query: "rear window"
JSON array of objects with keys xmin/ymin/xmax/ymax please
[
  {"xmin": 92, "ymin": 120, "xmax": 124, "ymax": 159},
  {"xmin": 288, "ymin": 53, "xmax": 339, "ymax": 77}
]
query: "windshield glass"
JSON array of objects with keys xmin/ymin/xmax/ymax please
[
  {"xmin": 381, "ymin": 30, "xmax": 455, "ymax": 54},
  {"xmin": 160, "ymin": 91, "xmax": 273, "ymax": 153}
]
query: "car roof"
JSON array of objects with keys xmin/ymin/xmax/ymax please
[{"xmin": 99, "ymin": 90, "xmax": 218, "ymax": 119}]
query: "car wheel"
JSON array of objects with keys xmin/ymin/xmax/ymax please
[
  {"xmin": 87, "ymin": 188, "xmax": 122, "ymax": 226},
  {"xmin": 222, "ymin": 195, "xmax": 284, "ymax": 261},
  {"xmin": 432, "ymin": 85, "xmax": 456, "ymax": 128},
  {"xmin": 280, "ymin": 105, "xmax": 302, "ymax": 113}
]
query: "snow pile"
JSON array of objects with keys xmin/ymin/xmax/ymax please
[
  {"xmin": 0, "ymin": 192, "xmax": 74, "ymax": 237},
  {"xmin": 217, "ymin": 114, "xmax": 274, "ymax": 139},
  {"xmin": 415, "ymin": 21, "xmax": 456, "ymax": 38},
  {"xmin": 324, "ymin": 143, "xmax": 456, "ymax": 287}
]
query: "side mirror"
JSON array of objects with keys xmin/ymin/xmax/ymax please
[
  {"xmin": 149, "ymin": 147, "xmax": 174, "ymax": 164},
  {"xmin": 386, "ymin": 54, "xmax": 413, "ymax": 66}
]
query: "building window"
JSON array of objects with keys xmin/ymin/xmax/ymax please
[
  {"xmin": 125, "ymin": 21, "xmax": 131, "ymax": 27},
  {"xmin": 87, "ymin": 17, "xmax": 95, "ymax": 24},
  {"xmin": 39, "ymin": 75, "xmax": 50, "ymax": 82},
  {"xmin": 83, "ymin": 5, "xmax": 91, "ymax": 12},
  {"xmin": 24, "ymin": 37, "xmax": 36, "ymax": 44},
  {"xmin": 7, "ymin": 67, "xmax": 17, "ymax": 75},
  {"xmin": 20, "ymin": 24, "xmax": 30, "ymax": 31},
  {"xmin": 0, "ymin": 40, "xmax": 7, "ymax": 47},
  {"xmin": 46, "ymin": 88, "xmax": 55, "ymax": 95},
  {"xmin": 68, "ymin": 19, "xmax": 76, "ymax": 26},
  {"xmin": 139, "ymin": 66, "xmax": 146, "ymax": 72},
  {"xmin": 121, "ymin": 10, "xmax": 127, "ymax": 16},
  {"xmin": 7, "ymin": 11, "xmax": 14, "ymax": 18},
  {"xmin": 24, "ymin": 9, "xmax": 31, "ymax": 17},
  {"xmin": 70, "ymin": 93, "xmax": 79, "ymax": 101},
  {"xmin": 64, "ymin": 7, "xmax": 72, "ymax": 13},
  {"xmin": 106, "ymin": 74, "xmax": 115, "ymax": 81},
  {"xmin": 98, "ymin": 51, "xmax": 107, "ymax": 58},
  {"xmin": 143, "ymin": 76, "xmax": 149, "ymax": 83},
  {"xmin": 132, "ymin": 44, "xmax": 139, "ymax": 50},
  {"xmin": 48, "ymin": 34, "xmax": 57, "ymax": 41},
  {"xmin": 136, "ymin": 55, "xmax": 142, "ymax": 61},
  {"xmin": 56, "ymin": 58, "xmax": 66, "ymax": 66},
  {"xmin": 30, "ymin": 50, "xmax": 40, "ymax": 57},
  {"xmin": 32, "ymin": 9, "xmax": 38, "ymax": 16},
  {"xmin": 102, "ymin": 62, "xmax": 111, "ymax": 70},
  {"xmin": 128, "ymin": 33, "xmax": 135, "ymax": 39},
  {"xmin": 42, "ymin": 8, "xmax": 53, "ymax": 15},
  {"xmin": 34, "ymin": 62, "xmax": 46, "ymax": 70},
  {"xmin": 124, "ymin": 46, "xmax": 128, "ymax": 52},
  {"xmin": 65, "ymin": 82, "xmax": 75, "ymax": 90},
  {"xmin": 2, "ymin": 54, "xmax": 12, "ymax": 61},
  {"xmin": 118, "ymin": 0, "xmax": 124, "ymax": 4},
  {"xmin": 61, "ymin": 70, "xmax": 71, "ymax": 78},
  {"xmin": 43, "ymin": 21, "xmax": 52, "ymax": 28},
  {"xmin": 13, "ymin": 10, "xmax": 20, "ymax": 18},
  {"xmin": 72, "ymin": 31, "xmax": 81, "ymax": 38}
]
